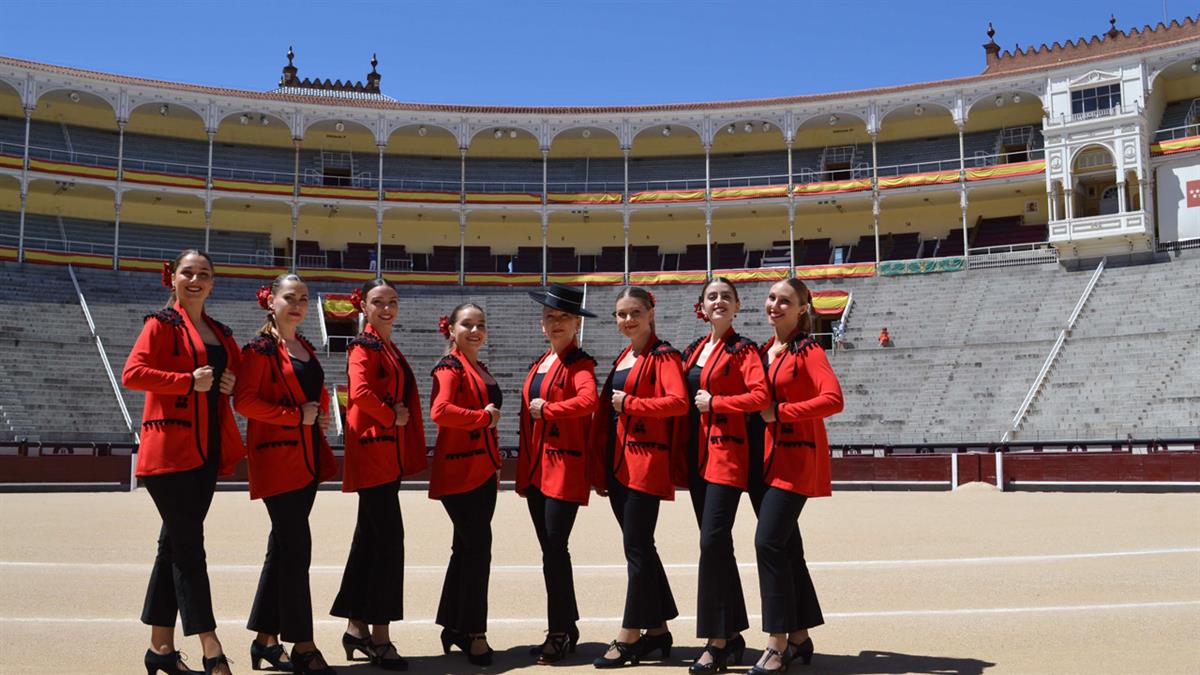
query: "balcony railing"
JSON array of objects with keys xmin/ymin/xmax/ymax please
[
  {"xmin": 1046, "ymin": 100, "xmax": 1142, "ymax": 127},
  {"xmin": 0, "ymin": 233, "xmax": 270, "ymax": 266},
  {"xmin": 1154, "ymin": 123, "xmax": 1200, "ymax": 142},
  {"xmin": 1, "ymin": 143, "xmax": 1047, "ymax": 198}
]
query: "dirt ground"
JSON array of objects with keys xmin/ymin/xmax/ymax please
[{"xmin": 1, "ymin": 485, "xmax": 1198, "ymax": 674}]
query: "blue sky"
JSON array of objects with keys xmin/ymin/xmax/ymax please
[{"xmin": 2, "ymin": 0, "xmax": 1187, "ymax": 106}]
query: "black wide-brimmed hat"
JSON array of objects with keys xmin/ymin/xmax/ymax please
[{"xmin": 527, "ymin": 284, "xmax": 596, "ymax": 318}]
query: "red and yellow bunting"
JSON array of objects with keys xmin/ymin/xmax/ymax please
[
  {"xmin": 1151, "ymin": 135, "xmax": 1200, "ymax": 156},
  {"xmin": 0, "ymin": 153, "xmax": 23, "ymax": 169},
  {"xmin": 335, "ymin": 385, "xmax": 348, "ymax": 410},
  {"xmin": 878, "ymin": 170, "xmax": 960, "ymax": 190},
  {"xmin": 965, "ymin": 159, "xmax": 1045, "ymax": 181},
  {"xmin": 299, "ymin": 185, "xmax": 376, "ymax": 201},
  {"xmin": 793, "ymin": 263, "xmax": 876, "ymax": 279},
  {"xmin": 465, "ymin": 192, "xmax": 542, "ymax": 205},
  {"xmin": 385, "ymin": 190, "xmax": 460, "ymax": 203},
  {"xmin": 628, "ymin": 189, "xmax": 706, "ymax": 204},
  {"xmin": 712, "ymin": 185, "xmax": 789, "ymax": 201},
  {"xmin": 28, "ymin": 158, "xmax": 118, "ymax": 181},
  {"xmin": 323, "ymin": 293, "xmax": 359, "ymax": 319},
  {"xmin": 211, "ymin": 178, "xmax": 294, "ymax": 196},
  {"xmin": 811, "ymin": 290, "xmax": 849, "ymax": 315},
  {"xmin": 123, "ymin": 169, "xmax": 205, "ymax": 190},
  {"xmin": 546, "ymin": 192, "xmax": 623, "ymax": 205},
  {"xmin": 793, "ymin": 178, "xmax": 871, "ymax": 196}
]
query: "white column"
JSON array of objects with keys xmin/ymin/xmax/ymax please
[
  {"xmin": 113, "ymin": 120, "xmax": 126, "ymax": 271},
  {"xmin": 871, "ymin": 132, "xmax": 881, "ymax": 270},
  {"xmin": 542, "ymin": 147, "xmax": 549, "ymax": 285},
  {"xmin": 291, "ymin": 138, "xmax": 301, "ymax": 272},
  {"xmin": 958, "ymin": 124, "xmax": 969, "ymax": 262},
  {"xmin": 1116, "ymin": 180, "xmax": 1127, "ymax": 214},
  {"xmin": 786, "ymin": 139, "xmax": 795, "ymax": 274},
  {"xmin": 704, "ymin": 143, "xmax": 712, "ymax": 276},
  {"xmin": 458, "ymin": 210, "xmax": 467, "ymax": 286},
  {"xmin": 623, "ymin": 145, "xmax": 630, "ymax": 283},
  {"xmin": 17, "ymin": 106, "xmax": 32, "ymax": 263},
  {"xmin": 204, "ymin": 130, "xmax": 214, "ymax": 251},
  {"xmin": 376, "ymin": 145, "xmax": 385, "ymax": 271}
]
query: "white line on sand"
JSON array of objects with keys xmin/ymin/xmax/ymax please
[
  {"xmin": 1, "ymin": 600, "xmax": 1198, "ymax": 626},
  {"xmin": 2, "ymin": 547, "xmax": 1197, "ymax": 574}
]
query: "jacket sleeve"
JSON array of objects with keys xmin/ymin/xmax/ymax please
[
  {"xmin": 712, "ymin": 352, "xmax": 770, "ymax": 413},
  {"xmin": 233, "ymin": 350, "xmax": 302, "ymax": 425},
  {"xmin": 430, "ymin": 367, "xmax": 491, "ymax": 430},
  {"xmin": 776, "ymin": 348, "xmax": 844, "ymax": 422},
  {"xmin": 622, "ymin": 355, "xmax": 689, "ymax": 418},
  {"xmin": 122, "ymin": 320, "xmax": 194, "ymax": 395},
  {"xmin": 347, "ymin": 347, "xmax": 398, "ymax": 427},
  {"xmin": 542, "ymin": 364, "xmax": 599, "ymax": 421}
]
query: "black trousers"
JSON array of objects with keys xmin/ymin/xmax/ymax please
[
  {"xmin": 436, "ymin": 475, "xmax": 497, "ymax": 634},
  {"xmin": 141, "ymin": 463, "xmax": 219, "ymax": 635},
  {"xmin": 696, "ymin": 481, "xmax": 750, "ymax": 638},
  {"xmin": 607, "ymin": 476, "xmax": 679, "ymax": 629},
  {"xmin": 247, "ymin": 482, "xmax": 319, "ymax": 642},
  {"xmin": 749, "ymin": 486, "xmax": 824, "ymax": 633},
  {"xmin": 331, "ymin": 480, "xmax": 405, "ymax": 624},
  {"xmin": 525, "ymin": 487, "xmax": 581, "ymax": 632}
]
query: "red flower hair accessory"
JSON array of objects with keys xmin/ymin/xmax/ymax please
[
  {"xmin": 160, "ymin": 262, "xmax": 173, "ymax": 288},
  {"xmin": 694, "ymin": 301, "xmax": 709, "ymax": 322},
  {"xmin": 255, "ymin": 285, "xmax": 272, "ymax": 310},
  {"xmin": 437, "ymin": 315, "xmax": 452, "ymax": 339},
  {"xmin": 647, "ymin": 290, "xmax": 656, "ymax": 307},
  {"xmin": 349, "ymin": 287, "xmax": 364, "ymax": 312}
]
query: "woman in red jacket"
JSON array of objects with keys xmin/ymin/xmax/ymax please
[
  {"xmin": 429, "ymin": 302, "xmax": 502, "ymax": 666},
  {"xmin": 517, "ymin": 284, "xmax": 598, "ymax": 664},
  {"xmin": 233, "ymin": 273, "xmax": 337, "ymax": 675},
  {"xmin": 590, "ymin": 286, "xmax": 688, "ymax": 669},
  {"xmin": 747, "ymin": 278, "xmax": 843, "ymax": 675},
  {"xmin": 330, "ymin": 278, "xmax": 426, "ymax": 671},
  {"xmin": 682, "ymin": 277, "xmax": 768, "ymax": 673},
  {"xmin": 123, "ymin": 249, "xmax": 243, "ymax": 675}
]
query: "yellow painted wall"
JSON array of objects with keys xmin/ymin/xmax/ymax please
[{"xmin": 1163, "ymin": 74, "xmax": 1200, "ymax": 102}]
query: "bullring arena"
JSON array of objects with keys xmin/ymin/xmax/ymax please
[{"xmin": 2, "ymin": 9, "xmax": 1200, "ymax": 675}]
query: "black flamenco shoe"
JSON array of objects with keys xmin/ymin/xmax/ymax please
[
  {"xmin": 250, "ymin": 640, "xmax": 292, "ymax": 671},
  {"xmin": 784, "ymin": 637, "xmax": 814, "ymax": 667},
  {"xmin": 340, "ymin": 632, "xmax": 373, "ymax": 661},
  {"xmin": 748, "ymin": 646, "xmax": 787, "ymax": 675},
  {"xmin": 202, "ymin": 653, "xmax": 233, "ymax": 675},
  {"xmin": 688, "ymin": 641, "xmax": 733, "ymax": 673},
  {"xmin": 636, "ymin": 630, "xmax": 673, "ymax": 660},
  {"xmin": 592, "ymin": 640, "xmax": 640, "ymax": 669},
  {"xmin": 440, "ymin": 627, "xmax": 467, "ymax": 655},
  {"xmin": 466, "ymin": 635, "xmax": 494, "ymax": 667},
  {"xmin": 727, "ymin": 635, "xmax": 747, "ymax": 665},
  {"xmin": 144, "ymin": 649, "xmax": 201, "ymax": 675},
  {"xmin": 532, "ymin": 626, "xmax": 579, "ymax": 664},
  {"xmin": 290, "ymin": 649, "xmax": 335, "ymax": 675},
  {"xmin": 368, "ymin": 641, "xmax": 409, "ymax": 671}
]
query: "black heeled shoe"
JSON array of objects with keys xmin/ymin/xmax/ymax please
[
  {"xmin": 784, "ymin": 637, "xmax": 814, "ymax": 666},
  {"xmin": 748, "ymin": 647, "xmax": 787, "ymax": 675},
  {"xmin": 145, "ymin": 649, "xmax": 201, "ymax": 675},
  {"xmin": 368, "ymin": 641, "xmax": 409, "ymax": 671},
  {"xmin": 341, "ymin": 632, "xmax": 372, "ymax": 662},
  {"xmin": 250, "ymin": 641, "xmax": 292, "ymax": 672},
  {"xmin": 688, "ymin": 641, "xmax": 733, "ymax": 673},
  {"xmin": 727, "ymin": 635, "xmax": 747, "ymax": 666},
  {"xmin": 440, "ymin": 627, "xmax": 466, "ymax": 655},
  {"xmin": 636, "ymin": 631, "xmax": 673, "ymax": 660},
  {"xmin": 466, "ymin": 635, "xmax": 494, "ymax": 667},
  {"xmin": 532, "ymin": 626, "xmax": 579, "ymax": 664},
  {"xmin": 202, "ymin": 653, "xmax": 232, "ymax": 675},
  {"xmin": 290, "ymin": 649, "xmax": 334, "ymax": 675},
  {"xmin": 592, "ymin": 640, "xmax": 639, "ymax": 669}
]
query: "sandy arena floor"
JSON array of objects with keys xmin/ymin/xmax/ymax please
[{"xmin": 1, "ymin": 485, "xmax": 1198, "ymax": 674}]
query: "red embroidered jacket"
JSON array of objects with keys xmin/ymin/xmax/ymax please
[
  {"xmin": 233, "ymin": 334, "xmax": 336, "ymax": 500},
  {"xmin": 589, "ymin": 335, "xmax": 689, "ymax": 500},
  {"xmin": 342, "ymin": 324, "xmax": 428, "ymax": 492},
  {"xmin": 428, "ymin": 348, "xmax": 502, "ymax": 499},
  {"xmin": 681, "ymin": 328, "xmax": 769, "ymax": 489},
  {"xmin": 517, "ymin": 345, "xmax": 599, "ymax": 505},
  {"xmin": 760, "ymin": 334, "xmax": 844, "ymax": 497},
  {"xmin": 122, "ymin": 305, "xmax": 245, "ymax": 478}
]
